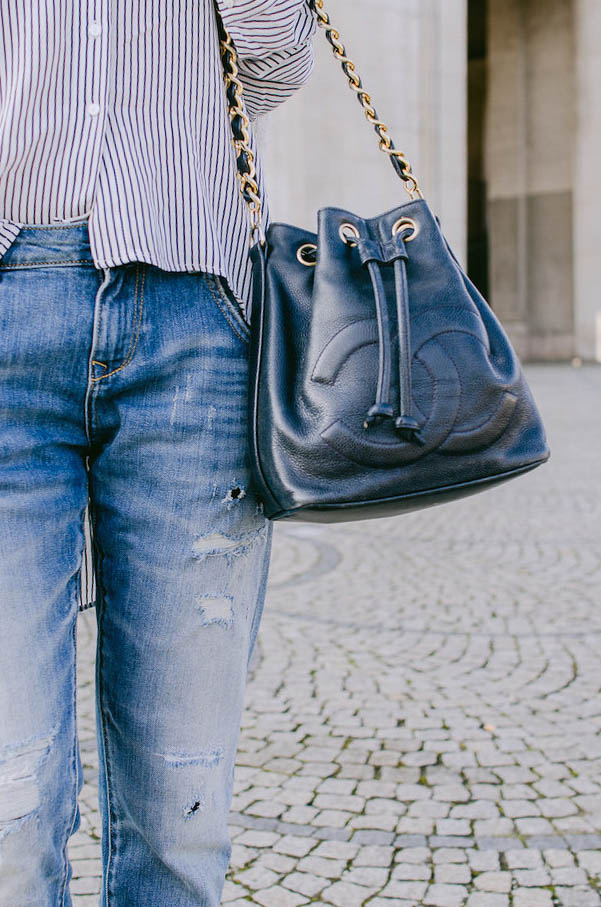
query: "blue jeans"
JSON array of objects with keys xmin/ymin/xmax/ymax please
[{"xmin": 0, "ymin": 223, "xmax": 273, "ymax": 905}]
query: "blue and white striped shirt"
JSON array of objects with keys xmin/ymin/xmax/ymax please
[{"xmin": 0, "ymin": 0, "xmax": 315, "ymax": 312}]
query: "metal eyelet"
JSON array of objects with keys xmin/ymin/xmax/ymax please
[
  {"xmin": 339, "ymin": 223, "xmax": 360, "ymax": 247},
  {"xmin": 297, "ymin": 243, "xmax": 318, "ymax": 266},
  {"xmin": 392, "ymin": 216, "xmax": 420, "ymax": 242}
]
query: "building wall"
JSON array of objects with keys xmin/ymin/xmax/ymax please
[
  {"xmin": 254, "ymin": 0, "xmax": 600, "ymax": 362},
  {"xmin": 486, "ymin": 0, "xmax": 575, "ymax": 361},
  {"xmin": 257, "ymin": 0, "xmax": 467, "ymax": 263},
  {"xmin": 573, "ymin": 0, "xmax": 601, "ymax": 361}
]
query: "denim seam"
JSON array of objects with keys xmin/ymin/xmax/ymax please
[
  {"xmin": 0, "ymin": 259, "xmax": 95, "ymax": 268},
  {"xmin": 59, "ymin": 604, "xmax": 80, "ymax": 906},
  {"xmin": 213, "ymin": 274, "xmax": 251, "ymax": 330},
  {"xmin": 204, "ymin": 273, "xmax": 250, "ymax": 345},
  {"xmin": 92, "ymin": 264, "xmax": 146, "ymax": 381},
  {"xmin": 93, "ymin": 516, "xmax": 116, "ymax": 907}
]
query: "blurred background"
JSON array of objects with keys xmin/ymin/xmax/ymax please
[{"xmin": 259, "ymin": 0, "xmax": 601, "ymax": 365}]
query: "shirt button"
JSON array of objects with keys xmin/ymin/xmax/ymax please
[
  {"xmin": 88, "ymin": 20, "xmax": 102, "ymax": 37},
  {"xmin": 87, "ymin": 102, "xmax": 101, "ymax": 117}
]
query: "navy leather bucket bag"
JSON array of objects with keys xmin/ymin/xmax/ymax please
[{"xmin": 216, "ymin": 0, "xmax": 550, "ymax": 522}]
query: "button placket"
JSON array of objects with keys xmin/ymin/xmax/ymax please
[{"xmin": 87, "ymin": 11, "xmax": 103, "ymax": 118}]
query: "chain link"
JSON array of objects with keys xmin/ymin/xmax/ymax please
[
  {"xmin": 217, "ymin": 20, "xmax": 265, "ymax": 244},
  {"xmin": 216, "ymin": 0, "xmax": 423, "ymax": 245}
]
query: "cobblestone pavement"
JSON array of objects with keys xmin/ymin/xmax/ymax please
[{"xmin": 69, "ymin": 364, "xmax": 601, "ymax": 906}]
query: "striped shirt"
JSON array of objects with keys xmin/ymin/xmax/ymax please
[{"xmin": 0, "ymin": 0, "xmax": 315, "ymax": 312}]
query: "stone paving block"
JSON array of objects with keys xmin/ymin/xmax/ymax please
[
  {"xmin": 512, "ymin": 891, "xmax": 553, "ymax": 907},
  {"xmin": 392, "ymin": 862, "xmax": 432, "ymax": 881},
  {"xmin": 473, "ymin": 870, "xmax": 511, "ymax": 892},
  {"xmin": 366, "ymin": 900, "xmax": 416, "ymax": 907},
  {"xmin": 295, "ymin": 855, "xmax": 346, "ymax": 879},
  {"xmin": 311, "ymin": 840, "xmax": 359, "ymax": 860},
  {"xmin": 256, "ymin": 852, "xmax": 297, "ymax": 874},
  {"xmin": 433, "ymin": 847, "xmax": 468, "ymax": 863},
  {"xmin": 234, "ymin": 864, "xmax": 280, "ymax": 890},
  {"xmin": 319, "ymin": 879, "xmax": 378, "ymax": 906},
  {"xmin": 468, "ymin": 851, "xmax": 500, "ymax": 872},
  {"xmin": 451, "ymin": 801, "xmax": 500, "ymax": 820},
  {"xmin": 354, "ymin": 844, "xmax": 393, "ymax": 866},
  {"xmin": 435, "ymin": 819, "xmax": 472, "ymax": 836},
  {"xmin": 378, "ymin": 880, "xmax": 429, "ymax": 900},
  {"xmin": 277, "ymin": 820, "xmax": 321, "ymax": 837},
  {"xmin": 433, "ymin": 785, "xmax": 471, "ymax": 802},
  {"xmin": 515, "ymin": 818, "xmax": 554, "ymax": 835},
  {"xmin": 430, "ymin": 835, "xmax": 475, "ymax": 848},
  {"xmin": 474, "ymin": 837, "xmax": 522, "ymax": 851},
  {"xmin": 353, "ymin": 830, "xmax": 395, "ymax": 845},
  {"xmin": 512, "ymin": 868, "xmax": 551, "ymax": 886},
  {"xmin": 434, "ymin": 863, "xmax": 471, "ymax": 884},
  {"xmin": 312, "ymin": 809, "xmax": 352, "ymax": 828},
  {"xmin": 272, "ymin": 835, "xmax": 318, "ymax": 858},
  {"xmin": 350, "ymin": 812, "xmax": 398, "ymax": 831},
  {"xmin": 396, "ymin": 817, "xmax": 435, "ymax": 834},
  {"xmin": 565, "ymin": 833, "xmax": 601, "ymax": 849},
  {"xmin": 281, "ymin": 871, "xmax": 329, "ymax": 897},
  {"xmin": 341, "ymin": 865, "xmax": 389, "ymax": 887},
  {"xmin": 578, "ymin": 851, "xmax": 601, "ymax": 875},
  {"xmin": 551, "ymin": 866, "xmax": 589, "ymax": 885},
  {"xmin": 473, "ymin": 819, "xmax": 514, "ymax": 836},
  {"xmin": 466, "ymin": 895, "xmax": 509, "ymax": 907},
  {"xmin": 500, "ymin": 799, "xmax": 541, "ymax": 818},
  {"xmin": 553, "ymin": 889, "xmax": 601, "ymax": 907},
  {"xmin": 253, "ymin": 885, "xmax": 309, "ymax": 906},
  {"xmin": 395, "ymin": 846, "xmax": 432, "ymax": 864},
  {"xmin": 413, "ymin": 800, "xmax": 451, "ymax": 818},
  {"xmin": 423, "ymin": 882, "xmax": 469, "ymax": 906},
  {"xmin": 505, "ymin": 848, "xmax": 543, "ymax": 869}
]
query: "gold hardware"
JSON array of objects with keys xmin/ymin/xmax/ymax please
[
  {"xmin": 339, "ymin": 223, "xmax": 360, "ymax": 246},
  {"xmin": 392, "ymin": 217, "xmax": 420, "ymax": 242},
  {"xmin": 297, "ymin": 243, "xmax": 318, "ymax": 266},
  {"xmin": 217, "ymin": 28, "xmax": 264, "ymax": 245}
]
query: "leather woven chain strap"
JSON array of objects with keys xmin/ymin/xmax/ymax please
[{"xmin": 215, "ymin": 0, "xmax": 423, "ymax": 245}]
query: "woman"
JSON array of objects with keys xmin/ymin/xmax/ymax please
[{"xmin": 0, "ymin": 2, "xmax": 314, "ymax": 904}]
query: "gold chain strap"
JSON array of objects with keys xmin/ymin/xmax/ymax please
[
  {"xmin": 217, "ymin": 21, "xmax": 264, "ymax": 244},
  {"xmin": 217, "ymin": 0, "xmax": 423, "ymax": 246}
]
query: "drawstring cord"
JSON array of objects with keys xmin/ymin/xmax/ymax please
[
  {"xmin": 393, "ymin": 256, "xmax": 424, "ymax": 444},
  {"xmin": 363, "ymin": 260, "xmax": 394, "ymax": 427},
  {"xmin": 355, "ymin": 232, "xmax": 423, "ymax": 444}
]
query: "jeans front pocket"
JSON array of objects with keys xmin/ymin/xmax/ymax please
[{"xmin": 202, "ymin": 272, "xmax": 250, "ymax": 345}]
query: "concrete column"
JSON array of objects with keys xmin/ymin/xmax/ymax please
[
  {"xmin": 257, "ymin": 0, "xmax": 467, "ymax": 264},
  {"xmin": 486, "ymin": 0, "xmax": 575, "ymax": 361},
  {"xmin": 573, "ymin": 0, "xmax": 601, "ymax": 361}
]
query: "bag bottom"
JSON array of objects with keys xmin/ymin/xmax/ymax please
[{"xmin": 267, "ymin": 456, "xmax": 550, "ymax": 523}]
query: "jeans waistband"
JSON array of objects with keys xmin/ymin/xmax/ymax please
[{"xmin": 0, "ymin": 220, "xmax": 95, "ymax": 268}]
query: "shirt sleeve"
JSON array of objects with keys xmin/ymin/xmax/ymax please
[{"xmin": 215, "ymin": 0, "xmax": 316, "ymax": 120}]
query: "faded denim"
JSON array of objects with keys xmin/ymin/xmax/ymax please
[{"xmin": 0, "ymin": 222, "xmax": 273, "ymax": 905}]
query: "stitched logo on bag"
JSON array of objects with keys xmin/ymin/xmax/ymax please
[{"xmin": 311, "ymin": 319, "xmax": 519, "ymax": 467}]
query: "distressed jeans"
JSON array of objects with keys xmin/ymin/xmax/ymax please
[{"xmin": 0, "ymin": 222, "xmax": 273, "ymax": 905}]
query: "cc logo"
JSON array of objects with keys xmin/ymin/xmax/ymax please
[{"xmin": 311, "ymin": 318, "xmax": 519, "ymax": 468}]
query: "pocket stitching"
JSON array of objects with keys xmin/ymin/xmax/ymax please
[{"xmin": 203, "ymin": 273, "xmax": 250, "ymax": 345}]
